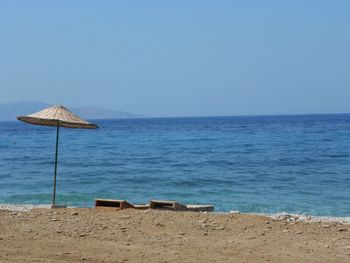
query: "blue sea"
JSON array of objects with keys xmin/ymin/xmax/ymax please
[{"xmin": 1, "ymin": 115, "xmax": 350, "ymax": 217}]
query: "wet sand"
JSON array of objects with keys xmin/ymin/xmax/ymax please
[{"xmin": 0, "ymin": 208, "xmax": 349, "ymax": 262}]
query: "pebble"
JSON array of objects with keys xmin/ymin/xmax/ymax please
[
  {"xmin": 295, "ymin": 231, "xmax": 303, "ymax": 235},
  {"xmin": 282, "ymin": 230, "xmax": 289, "ymax": 233},
  {"xmin": 337, "ymin": 228, "xmax": 347, "ymax": 232},
  {"xmin": 215, "ymin": 226, "xmax": 225, "ymax": 230},
  {"xmin": 71, "ymin": 211, "xmax": 78, "ymax": 216},
  {"xmin": 246, "ymin": 236, "xmax": 256, "ymax": 239},
  {"xmin": 178, "ymin": 233, "xmax": 185, "ymax": 235}
]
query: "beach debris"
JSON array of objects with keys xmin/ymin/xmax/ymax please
[
  {"xmin": 71, "ymin": 211, "xmax": 78, "ymax": 216},
  {"xmin": 94, "ymin": 198, "xmax": 214, "ymax": 212}
]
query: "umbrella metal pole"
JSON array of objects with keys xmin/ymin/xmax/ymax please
[{"xmin": 52, "ymin": 123, "xmax": 60, "ymax": 205}]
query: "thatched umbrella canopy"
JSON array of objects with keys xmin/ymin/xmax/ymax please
[{"xmin": 17, "ymin": 105, "xmax": 99, "ymax": 207}]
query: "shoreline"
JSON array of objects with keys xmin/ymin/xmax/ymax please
[{"xmin": 1, "ymin": 203, "xmax": 349, "ymax": 224}]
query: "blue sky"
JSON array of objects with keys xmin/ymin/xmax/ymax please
[{"xmin": 0, "ymin": 1, "xmax": 349, "ymax": 117}]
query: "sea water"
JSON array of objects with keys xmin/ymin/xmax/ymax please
[{"xmin": 0, "ymin": 115, "xmax": 349, "ymax": 217}]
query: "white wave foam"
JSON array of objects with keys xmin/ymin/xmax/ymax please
[
  {"xmin": 257, "ymin": 212, "xmax": 350, "ymax": 224},
  {"xmin": 0, "ymin": 204, "xmax": 51, "ymax": 212}
]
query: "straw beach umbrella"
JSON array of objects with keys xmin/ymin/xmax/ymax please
[{"xmin": 17, "ymin": 105, "xmax": 99, "ymax": 208}]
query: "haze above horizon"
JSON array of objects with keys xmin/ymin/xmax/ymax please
[{"xmin": 1, "ymin": 1, "xmax": 349, "ymax": 117}]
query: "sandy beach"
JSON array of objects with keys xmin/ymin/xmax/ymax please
[{"xmin": 0, "ymin": 208, "xmax": 349, "ymax": 262}]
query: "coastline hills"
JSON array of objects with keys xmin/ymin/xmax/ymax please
[{"xmin": 0, "ymin": 101, "xmax": 142, "ymax": 121}]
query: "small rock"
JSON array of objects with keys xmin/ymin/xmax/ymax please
[
  {"xmin": 178, "ymin": 233, "xmax": 185, "ymax": 235},
  {"xmin": 71, "ymin": 211, "xmax": 78, "ymax": 216},
  {"xmin": 324, "ymin": 245, "xmax": 330, "ymax": 248},
  {"xmin": 50, "ymin": 218, "xmax": 59, "ymax": 221},
  {"xmin": 295, "ymin": 231, "xmax": 303, "ymax": 235},
  {"xmin": 282, "ymin": 230, "xmax": 289, "ymax": 233},
  {"xmin": 215, "ymin": 226, "xmax": 225, "ymax": 230},
  {"xmin": 337, "ymin": 228, "xmax": 347, "ymax": 232},
  {"xmin": 322, "ymin": 225, "xmax": 331, "ymax": 228},
  {"xmin": 79, "ymin": 234, "xmax": 87, "ymax": 237},
  {"xmin": 142, "ymin": 210, "xmax": 150, "ymax": 214},
  {"xmin": 120, "ymin": 216, "xmax": 131, "ymax": 219},
  {"xmin": 56, "ymin": 230, "xmax": 62, "ymax": 233},
  {"xmin": 246, "ymin": 236, "xmax": 256, "ymax": 239},
  {"xmin": 277, "ymin": 214, "xmax": 291, "ymax": 221}
]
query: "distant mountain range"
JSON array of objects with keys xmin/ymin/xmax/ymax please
[{"xmin": 0, "ymin": 102, "xmax": 143, "ymax": 121}]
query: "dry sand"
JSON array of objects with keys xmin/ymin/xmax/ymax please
[{"xmin": 0, "ymin": 208, "xmax": 349, "ymax": 262}]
